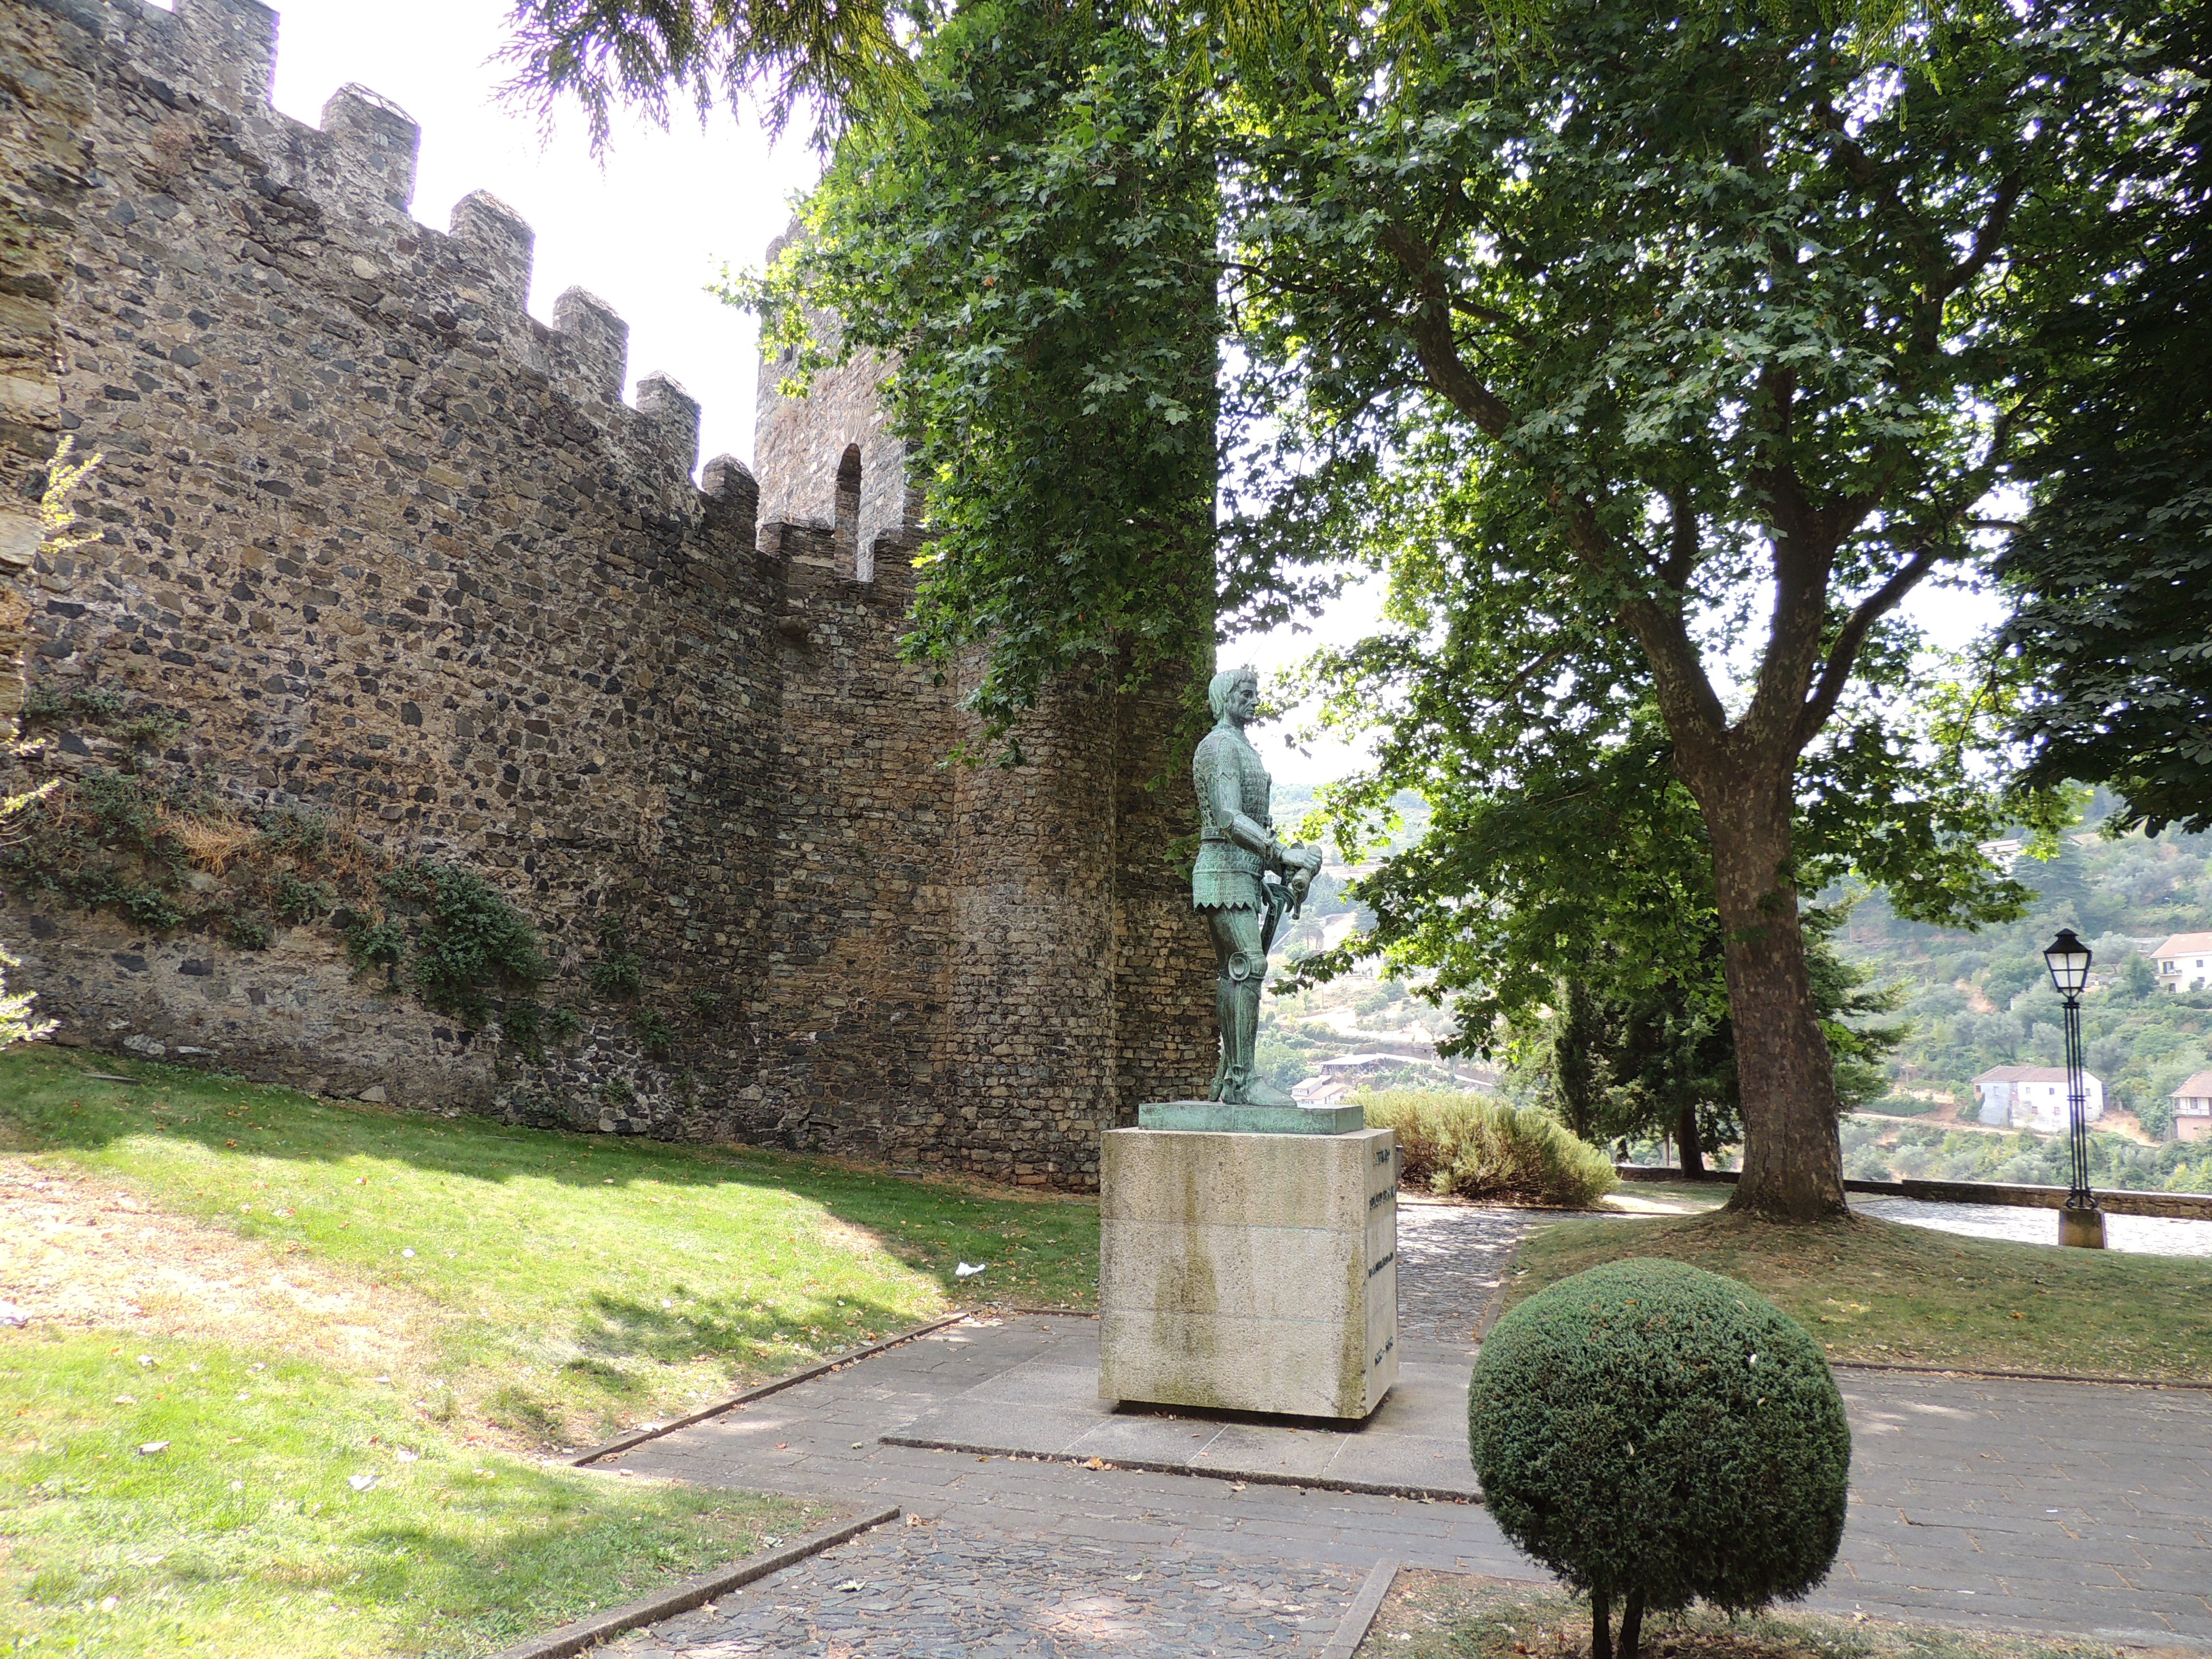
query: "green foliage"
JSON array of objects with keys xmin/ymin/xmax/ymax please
[
  {"xmin": 1, "ymin": 768, "xmax": 191, "ymax": 926},
  {"xmin": 2, "ymin": 725, "xmax": 558, "ymax": 1035},
  {"xmin": 732, "ymin": 1, "xmax": 1218, "ymax": 744},
  {"xmin": 1470, "ymin": 1260, "xmax": 1850, "ymax": 1656},
  {"xmin": 120, "ymin": 710, "xmax": 188, "ymax": 747},
  {"xmin": 273, "ymin": 875, "xmax": 330, "ymax": 923},
  {"xmin": 546, "ymin": 1005, "xmax": 584, "ymax": 1044},
  {"xmin": 499, "ymin": 0, "xmax": 926, "ymax": 151},
  {"xmin": 223, "ymin": 912, "xmax": 272, "ymax": 950},
  {"xmin": 1995, "ymin": 0, "xmax": 2211, "ymax": 838},
  {"xmin": 500, "ymin": 998, "xmax": 546, "ymax": 1063},
  {"xmin": 19, "ymin": 678, "xmax": 186, "ymax": 750},
  {"xmin": 377, "ymin": 863, "xmax": 550, "ymax": 1027},
  {"xmin": 254, "ymin": 809, "xmax": 331, "ymax": 858},
  {"xmin": 342, "ymin": 913, "xmax": 407, "ymax": 973},
  {"xmin": 689, "ymin": 989, "xmax": 722, "ymax": 1013},
  {"xmin": 633, "ymin": 1008, "xmax": 673, "ymax": 1058},
  {"xmin": 1359, "ymin": 1090, "xmax": 1617, "ymax": 1208},
  {"xmin": 1839, "ymin": 1118, "xmax": 2212, "ymax": 1194},
  {"xmin": 589, "ymin": 914, "xmax": 643, "ymax": 998},
  {"xmin": 1862, "ymin": 1094, "xmax": 1941, "ymax": 1118},
  {"xmin": 0, "ymin": 941, "xmax": 54, "ymax": 1050},
  {"xmin": 22, "ymin": 681, "xmax": 126, "ymax": 722},
  {"xmin": 1829, "ymin": 814, "xmax": 2212, "ymax": 1135},
  {"xmin": 0, "ymin": 784, "xmax": 56, "ymax": 1049}
]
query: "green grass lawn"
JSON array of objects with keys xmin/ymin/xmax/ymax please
[
  {"xmin": 1508, "ymin": 1209, "xmax": 2212, "ymax": 1382},
  {"xmin": 1361, "ymin": 1571, "xmax": 2137, "ymax": 1659},
  {"xmin": 2, "ymin": 1330, "xmax": 824, "ymax": 1656},
  {"xmin": 0, "ymin": 1045, "xmax": 1104, "ymax": 1654},
  {"xmin": 0, "ymin": 1046, "xmax": 1100, "ymax": 1445}
]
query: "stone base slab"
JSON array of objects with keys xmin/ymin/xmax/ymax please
[
  {"xmin": 1136, "ymin": 1098, "xmax": 1366, "ymax": 1134},
  {"xmin": 1099, "ymin": 1125, "xmax": 1398, "ymax": 1420}
]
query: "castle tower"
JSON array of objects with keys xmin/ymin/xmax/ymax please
[{"xmin": 747, "ymin": 268, "xmax": 1214, "ymax": 1185}]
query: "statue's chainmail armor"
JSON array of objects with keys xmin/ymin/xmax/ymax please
[{"xmin": 1192, "ymin": 723, "xmax": 1272, "ymax": 912}]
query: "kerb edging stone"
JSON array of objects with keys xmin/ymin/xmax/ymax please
[{"xmin": 490, "ymin": 1504, "xmax": 902, "ymax": 1659}]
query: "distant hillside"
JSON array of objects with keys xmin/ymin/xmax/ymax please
[{"xmin": 1830, "ymin": 807, "xmax": 2212, "ymax": 1139}]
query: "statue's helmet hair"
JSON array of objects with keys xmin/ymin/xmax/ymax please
[{"xmin": 1208, "ymin": 667, "xmax": 1258, "ymax": 720}]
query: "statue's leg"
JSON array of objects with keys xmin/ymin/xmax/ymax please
[
  {"xmin": 1204, "ymin": 908, "xmax": 1238, "ymax": 1101},
  {"xmin": 1214, "ymin": 907, "xmax": 1295, "ymax": 1107}
]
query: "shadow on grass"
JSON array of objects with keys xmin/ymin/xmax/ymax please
[{"xmin": 0, "ymin": 1046, "xmax": 1099, "ymax": 1311}]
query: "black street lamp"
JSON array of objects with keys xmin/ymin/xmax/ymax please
[{"xmin": 2042, "ymin": 928, "xmax": 2105, "ymax": 1249}]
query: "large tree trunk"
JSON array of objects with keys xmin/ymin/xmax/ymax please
[{"xmin": 1688, "ymin": 763, "xmax": 1849, "ymax": 1220}]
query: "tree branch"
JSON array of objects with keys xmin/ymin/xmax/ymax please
[
  {"xmin": 1660, "ymin": 486, "xmax": 1698, "ymax": 591},
  {"xmin": 1933, "ymin": 172, "xmax": 2024, "ymax": 304},
  {"xmin": 1376, "ymin": 219, "xmax": 1516, "ymax": 434},
  {"xmin": 1795, "ymin": 544, "xmax": 1946, "ymax": 746}
]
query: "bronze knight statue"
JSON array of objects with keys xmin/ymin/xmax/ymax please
[{"xmin": 1193, "ymin": 667, "xmax": 1325, "ymax": 1106}]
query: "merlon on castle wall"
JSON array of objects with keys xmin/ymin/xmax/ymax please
[{"xmin": 0, "ymin": 0, "xmax": 1215, "ymax": 1189}]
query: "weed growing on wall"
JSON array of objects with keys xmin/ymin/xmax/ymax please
[
  {"xmin": 6, "ymin": 681, "xmax": 560, "ymax": 1038},
  {"xmin": 376, "ymin": 862, "xmax": 548, "ymax": 1025},
  {"xmin": 589, "ymin": 913, "xmax": 643, "ymax": 998}
]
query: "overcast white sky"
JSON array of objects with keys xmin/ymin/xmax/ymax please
[{"xmin": 260, "ymin": 1, "xmax": 1997, "ymax": 790}]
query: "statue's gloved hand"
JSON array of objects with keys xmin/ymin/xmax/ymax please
[{"xmin": 1287, "ymin": 843, "xmax": 1322, "ymax": 900}]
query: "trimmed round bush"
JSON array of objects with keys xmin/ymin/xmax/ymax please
[{"xmin": 1469, "ymin": 1259, "xmax": 1850, "ymax": 1659}]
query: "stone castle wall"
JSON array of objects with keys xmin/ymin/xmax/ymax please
[{"xmin": 0, "ymin": 0, "xmax": 1215, "ymax": 1186}]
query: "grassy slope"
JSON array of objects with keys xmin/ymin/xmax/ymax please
[
  {"xmin": 0, "ymin": 1046, "xmax": 1099, "ymax": 1443},
  {"xmin": 1509, "ymin": 1211, "xmax": 2212, "ymax": 1382},
  {"xmin": 1362, "ymin": 1572, "xmax": 2134, "ymax": 1659},
  {"xmin": 0, "ymin": 1046, "xmax": 1103, "ymax": 1654},
  {"xmin": 2, "ymin": 1330, "xmax": 821, "ymax": 1657}
]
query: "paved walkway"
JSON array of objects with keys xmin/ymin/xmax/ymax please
[
  {"xmin": 1854, "ymin": 1196, "xmax": 2212, "ymax": 1258},
  {"xmin": 598, "ymin": 1204, "xmax": 2212, "ymax": 1659}
]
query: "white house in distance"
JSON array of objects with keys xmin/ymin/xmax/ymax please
[
  {"xmin": 1973, "ymin": 1066, "xmax": 2106, "ymax": 1131},
  {"xmin": 2152, "ymin": 931, "xmax": 2212, "ymax": 993},
  {"xmin": 2172, "ymin": 1071, "xmax": 2212, "ymax": 1143}
]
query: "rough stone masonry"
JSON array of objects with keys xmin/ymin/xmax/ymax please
[{"xmin": 0, "ymin": 0, "xmax": 1215, "ymax": 1188}]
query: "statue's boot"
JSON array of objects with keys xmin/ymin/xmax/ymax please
[{"xmin": 1219, "ymin": 975, "xmax": 1299, "ymax": 1108}]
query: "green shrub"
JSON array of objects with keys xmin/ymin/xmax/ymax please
[
  {"xmin": 1358, "ymin": 1090, "xmax": 1616, "ymax": 1207},
  {"xmin": 1470, "ymin": 1259, "xmax": 1851, "ymax": 1659},
  {"xmin": 499, "ymin": 999, "xmax": 546, "ymax": 1063},
  {"xmin": 273, "ymin": 875, "xmax": 330, "ymax": 923},
  {"xmin": 379, "ymin": 863, "xmax": 549, "ymax": 1026}
]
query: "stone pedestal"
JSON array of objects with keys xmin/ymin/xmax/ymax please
[
  {"xmin": 1098, "ymin": 1123, "xmax": 1398, "ymax": 1420},
  {"xmin": 2059, "ymin": 1206, "xmax": 2107, "ymax": 1249}
]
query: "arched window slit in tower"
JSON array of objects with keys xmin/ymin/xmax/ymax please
[{"xmin": 834, "ymin": 443, "xmax": 866, "ymax": 580}]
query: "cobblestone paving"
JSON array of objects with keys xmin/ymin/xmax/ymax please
[
  {"xmin": 607, "ymin": 1524, "xmax": 1363, "ymax": 1658},
  {"xmin": 1393, "ymin": 1199, "xmax": 1539, "ymax": 1344}
]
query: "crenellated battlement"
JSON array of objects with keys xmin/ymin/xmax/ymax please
[
  {"xmin": 70, "ymin": 0, "xmax": 735, "ymax": 506},
  {"xmin": 55, "ymin": 0, "xmax": 909, "ymax": 563},
  {"xmin": 5, "ymin": 0, "xmax": 1210, "ymax": 1189}
]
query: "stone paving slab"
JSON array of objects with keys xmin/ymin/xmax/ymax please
[
  {"xmin": 879, "ymin": 1318, "xmax": 1481, "ymax": 1499},
  {"xmin": 595, "ymin": 1206, "xmax": 2212, "ymax": 1655}
]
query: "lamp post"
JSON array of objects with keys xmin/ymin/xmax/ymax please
[{"xmin": 2042, "ymin": 928, "xmax": 2105, "ymax": 1250}]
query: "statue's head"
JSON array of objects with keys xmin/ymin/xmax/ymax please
[{"xmin": 1208, "ymin": 667, "xmax": 1260, "ymax": 721}]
